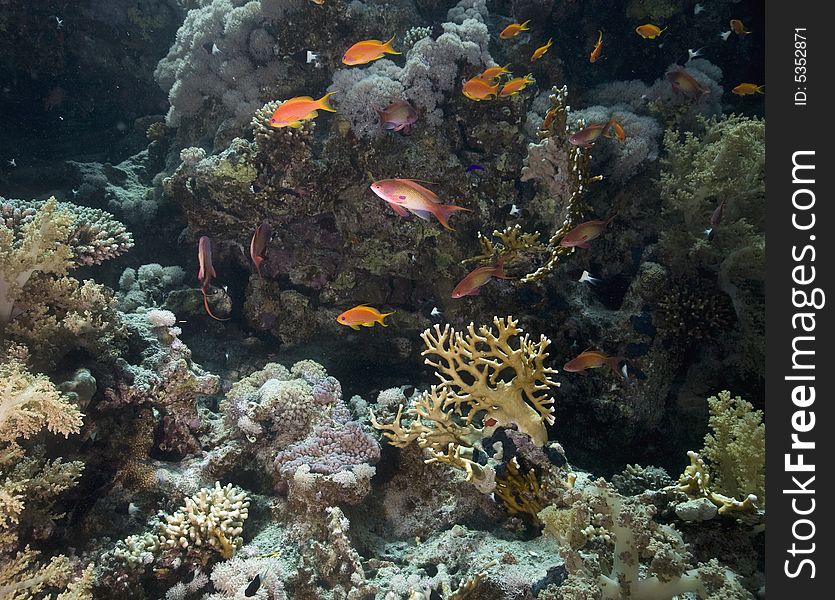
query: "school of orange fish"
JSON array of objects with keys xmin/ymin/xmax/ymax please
[{"xmin": 197, "ymin": 15, "xmax": 761, "ymax": 377}]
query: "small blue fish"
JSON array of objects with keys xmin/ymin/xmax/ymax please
[{"xmin": 466, "ymin": 164, "xmax": 485, "ymax": 173}]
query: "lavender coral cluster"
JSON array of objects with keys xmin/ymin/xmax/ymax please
[
  {"xmin": 329, "ymin": 0, "xmax": 494, "ymax": 136},
  {"xmin": 221, "ymin": 360, "xmax": 380, "ymax": 503}
]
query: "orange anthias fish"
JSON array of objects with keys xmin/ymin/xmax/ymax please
[
  {"xmin": 589, "ymin": 30, "xmax": 603, "ymax": 63},
  {"xmin": 729, "ymin": 19, "xmax": 751, "ymax": 35},
  {"xmin": 462, "ymin": 76, "xmax": 500, "ymax": 101},
  {"xmin": 498, "ymin": 73, "xmax": 535, "ymax": 97},
  {"xmin": 342, "ymin": 35, "xmax": 401, "ymax": 65},
  {"xmin": 270, "ymin": 93, "xmax": 336, "ymax": 128},
  {"xmin": 559, "ymin": 216, "xmax": 615, "ymax": 249},
  {"xmin": 337, "ymin": 305, "xmax": 394, "ymax": 330},
  {"xmin": 499, "ymin": 20, "xmax": 531, "ymax": 40},
  {"xmin": 378, "ymin": 99, "xmax": 418, "ymax": 133},
  {"xmin": 370, "ymin": 179, "xmax": 470, "ymax": 230},
  {"xmin": 563, "ymin": 350, "xmax": 625, "ymax": 377},
  {"xmin": 610, "ymin": 120, "xmax": 626, "ymax": 142},
  {"xmin": 198, "ymin": 236, "xmax": 231, "ymax": 321},
  {"xmin": 250, "ymin": 221, "xmax": 272, "ymax": 277},
  {"xmin": 480, "ymin": 64, "xmax": 512, "ymax": 83},
  {"xmin": 568, "ymin": 117, "xmax": 619, "ymax": 149},
  {"xmin": 666, "ymin": 68, "xmax": 711, "ymax": 101},
  {"xmin": 531, "ymin": 38, "xmax": 554, "ymax": 61},
  {"xmin": 635, "ymin": 24, "xmax": 667, "ymax": 39},
  {"xmin": 732, "ymin": 83, "xmax": 764, "ymax": 96},
  {"xmin": 451, "ymin": 260, "xmax": 511, "ymax": 298}
]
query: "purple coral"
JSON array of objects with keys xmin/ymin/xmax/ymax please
[{"xmin": 275, "ymin": 421, "xmax": 380, "ymax": 476}]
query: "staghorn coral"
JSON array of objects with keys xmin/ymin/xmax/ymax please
[
  {"xmin": 159, "ymin": 482, "xmax": 250, "ymax": 562},
  {"xmin": 0, "ymin": 548, "xmax": 92, "ymax": 600}
]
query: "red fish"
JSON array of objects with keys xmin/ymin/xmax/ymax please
[
  {"xmin": 198, "ymin": 236, "xmax": 231, "ymax": 321},
  {"xmin": 569, "ymin": 117, "xmax": 618, "ymax": 149},
  {"xmin": 666, "ymin": 68, "xmax": 710, "ymax": 101},
  {"xmin": 729, "ymin": 19, "xmax": 751, "ymax": 36},
  {"xmin": 564, "ymin": 349, "xmax": 625, "ymax": 377},
  {"xmin": 451, "ymin": 260, "xmax": 511, "ymax": 298},
  {"xmin": 559, "ymin": 216, "xmax": 615, "ymax": 249},
  {"xmin": 370, "ymin": 179, "xmax": 470, "ymax": 230},
  {"xmin": 249, "ymin": 221, "xmax": 272, "ymax": 277},
  {"xmin": 378, "ymin": 100, "xmax": 418, "ymax": 133}
]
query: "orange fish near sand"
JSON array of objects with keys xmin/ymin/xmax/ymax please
[
  {"xmin": 531, "ymin": 38, "xmax": 554, "ymax": 61},
  {"xmin": 342, "ymin": 35, "xmax": 401, "ymax": 65},
  {"xmin": 500, "ymin": 20, "xmax": 531, "ymax": 40},
  {"xmin": 499, "ymin": 74, "xmax": 536, "ymax": 97},
  {"xmin": 197, "ymin": 236, "xmax": 231, "ymax": 321},
  {"xmin": 370, "ymin": 179, "xmax": 470, "ymax": 230},
  {"xmin": 462, "ymin": 76, "xmax": 500, "ymax": 101},
  {"xmin": 564, "ymin": 350, "xmax": 625, "ymax": 377},
  {"xmin": 666, "ymin": 68, "xmax": 710, "ymax": 101},
  {"xmin": 270, "ymin": 93, "xmax": 336, "ymax": 128},
  {"xmin": 451, "ymin": 260, "xmax": 511, "ymax": 298},
  {"xmin": 337, "ymin": 305, "xmax": 394, "ymax": 329},
  {"xmin": 635, "ymin": 24, "xmax": 667, "ymax": 39},
  {"xmin": 559, "ymin": 216, "xmax": 615, "ymax": 249},
  {"xmin": 732, "ymin": 83, "xmax": 764, "ymax": 96},
  {"xmin": 729, "ymin": 19, "xmax": 751, "ymax": 35},
  {"xmin": 589, "ymin": 30, "xmax": 603, "ymax": 63}
]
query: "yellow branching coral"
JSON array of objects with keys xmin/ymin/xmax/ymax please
[{"xmin": 421, "ymin": 316, "xmax": 558, "ymax": 446}]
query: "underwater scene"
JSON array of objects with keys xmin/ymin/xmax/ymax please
[{"xmin": 0, "ymin": 0, "xmax": 766, "ymax": 598}]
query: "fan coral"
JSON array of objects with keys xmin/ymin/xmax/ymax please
[{"xmin": 372, "ymin": 316, "xmax": 559, "ymax": 487}]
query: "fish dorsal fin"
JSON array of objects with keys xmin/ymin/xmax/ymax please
[
  {"xmin": 400, "ymin": 179, "xmax": 440, "ymax": 202},
  {"xmin": 281, "ymin": 96, "xmax": 315, "ymax": 106}
]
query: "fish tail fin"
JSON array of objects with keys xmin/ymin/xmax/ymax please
[
  {"xmin": 493, "ymin": 256, "xmax": 513, "ymax": 280},
  {"xmin": 521, "ymin": 19, "xmax": 531, "ymax": 30},
  {"xmin": 757, "ymin": 85, "xmax": 765, "ymax": 93},
  {"xmin": 202, "ymin": 289, "xmax": 231, "ymax": 321},
  {"xmin": 378, "ymin": 311, "xmax": 395, "ymax": 326},
  {"xmin": 317, "ymin": 92, "xmax": 337, "ymax": 112},
  {"xmin": 433, "ymin": 204, "xmax": 470, "ymax": 231},
  {"xmin": 383, "ymin": 35, "xmax": 401, "ymax": 55},
  {"xmin": 605, "ymin": 356, "xmax": 627, "ymax": 378}
]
